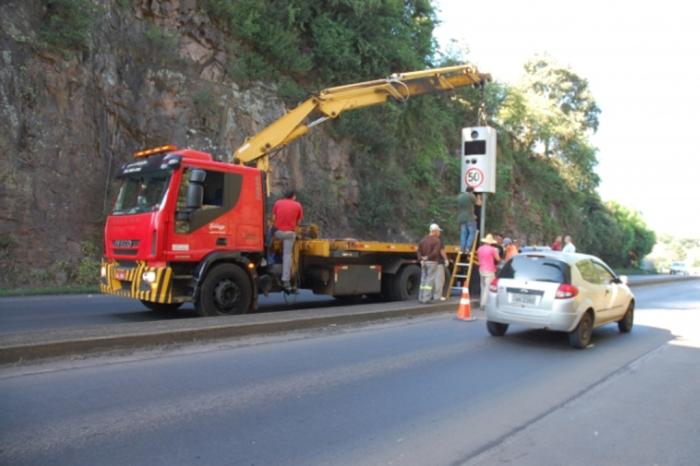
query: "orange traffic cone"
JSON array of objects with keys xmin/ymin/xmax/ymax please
[{"xmin": 456, "ymin": 286, "xmax": 475, "ymax": 321}]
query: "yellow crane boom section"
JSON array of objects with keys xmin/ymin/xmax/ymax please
[{"xmin": 232, "ymin": 64, "xmax": 490, "ymax": 172}]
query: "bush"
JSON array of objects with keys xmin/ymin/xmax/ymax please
[
  {"xmin": 76, "ymin": 241, "xmax": 101, "ymax": 286},
  {"xmin": 39, "ymin": 0, "xmax": 99, "ymax": 52}
]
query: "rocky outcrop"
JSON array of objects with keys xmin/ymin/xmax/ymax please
[{"xmin": 0, "ymin": 0, "xmax": 360, "ymax": 287}]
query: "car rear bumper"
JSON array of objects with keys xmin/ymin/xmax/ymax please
[{"xmin": 485, "ymin": 293, "xmax": 579, "ymax": 332}]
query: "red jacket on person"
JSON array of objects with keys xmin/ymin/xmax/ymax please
[{"xmin": 273, "ymin": 198, "xmax": 303, "ymax": 232}]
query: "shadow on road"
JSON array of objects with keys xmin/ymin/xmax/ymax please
[{"xmin": 486, "ymin": 323, "xmax": 674, "ymax": 351}]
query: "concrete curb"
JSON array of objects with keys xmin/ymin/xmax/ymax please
[
  {"xmin": 1, "ymin": 276, "xmax": 695, "ymax": 365},
  {"xmin": 0, "ymin": 299, "xmax": 464, "ymax": 365}
]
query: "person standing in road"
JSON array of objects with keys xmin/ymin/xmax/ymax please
[
  {"xmin": 417, "ymin": 223, "xmax": 447, "ymax": 303},
  {"xmin": 562, "ymin": 235, "xmax": 576, "ymax": 253},
  {"xmin": 551, "ymin": 235, "xmax": 563, "ymax": 251},
  {"xmin": 457, "ymin": 188, "xmax": 481, "ymax": 254},
  {"xmin": 494, "ymin": 233, "xmax": 505, "ymax": 263},
  {"xmin": 477, "ymin": 233, "xmax": 501, "ymax": 308},
  {"xmin": 434, "ymin": 236, "xmax": 450, "ymax": 301},
  {"xmin": 272, "ymin": 189, "xmax": 303, "ymax": 291},
  {"xmin": 504, "ymin": 237, "xmax": 519, "ymax": 262}
]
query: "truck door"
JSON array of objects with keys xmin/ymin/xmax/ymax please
[{"xmin": 170, "ymin": 168, "xmax": 242, "ymax": 257}]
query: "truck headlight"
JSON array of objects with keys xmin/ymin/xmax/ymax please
[
  {"xmin": 142, "ymin": 271, "xmax": 157, "ymax": 283},
  {"xmin": 100, "ymin": 266, "xmax": 107, "ymax": 278}
]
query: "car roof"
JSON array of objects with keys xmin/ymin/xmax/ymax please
[{"xmin": 516, "ymin": 250, "xmax": 601, "ymax": 265}]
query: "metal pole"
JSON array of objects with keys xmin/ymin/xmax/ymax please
[{"xmin": 480, "ymin": 192, "xmax": 487, "ymax": 237}]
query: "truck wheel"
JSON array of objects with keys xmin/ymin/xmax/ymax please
[
  {"xmin": 140, "ymin": 300, "xmax": 183, "ymax": 313},
  {"xmin": 196, "ymin": 264, "xmax": 252, "ymax": 316},
  {"xmin": 391, "ymin": 264, "xmax": 421, "ymax": 301}
]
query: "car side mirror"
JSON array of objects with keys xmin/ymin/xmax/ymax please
[{"xmin": 617, "ymin": 275, "xmax": 628, "ymax": 285}]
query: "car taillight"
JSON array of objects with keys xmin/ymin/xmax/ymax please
[
  {"xmin": 556, "ymin": 284, "xmax": 578, "ymax": 299},
  {"xmin": 489, "ymin": 278, "xmax": 499, "ymax": 293}
]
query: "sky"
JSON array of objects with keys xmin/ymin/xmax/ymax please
[{"xmin": 433, "ymin": 0, "xmax": 700, "ymax": 238}]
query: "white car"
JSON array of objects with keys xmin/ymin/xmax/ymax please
[
  {"xmin": 484, "ymin": 251, "xmax": 635, "ymax": 349},
  {"xmin": 669, "ymin": 261, "xmax": 689, "ymax": 276}
]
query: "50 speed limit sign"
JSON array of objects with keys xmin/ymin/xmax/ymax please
[{"xmin": 464, "ymin": 167, "xmax": 485, "ymax": 188}]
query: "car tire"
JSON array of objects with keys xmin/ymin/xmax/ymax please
[
  {"xmin": 391, "ymin": 264, "xmax": 421, "ymax": 301},
  {"xmin": 569, "ymin": 311, "xmax": 593, "ymax": 349},
  {"xmin": 196, "ymin": 263, "xmax": 252, "ymax": 316},
  {"xmin": 486, "ymin": 320, "xmax": 508, "ymax": 337},
  {"xmin": 140, "ymin": 300, "xmax": 183, "ymax": 313},
  {"xmin": 618, "ymin": 301, "xmax": 634, "ymax": 333}
]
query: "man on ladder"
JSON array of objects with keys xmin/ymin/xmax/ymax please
[
  {"xmin": 457, "ymin": 187, "xmax": 481, "ymax": 255},
  {"xmin": 445, "ymin": 230, "xmax": 480, "ymax": 299}
]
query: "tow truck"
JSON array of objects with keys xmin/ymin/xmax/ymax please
[{"xmin": 100, "ymin": 64, "xmax": 490, "ymax": 315}]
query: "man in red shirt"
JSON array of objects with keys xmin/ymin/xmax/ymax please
[{"xmin": 272, "ymin": 190, "xmax": 303, "ymax": 290}]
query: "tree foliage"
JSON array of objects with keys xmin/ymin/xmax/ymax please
[{"xmin": 200, "ymin": 2, "xmax": 655, "ymax": 268}]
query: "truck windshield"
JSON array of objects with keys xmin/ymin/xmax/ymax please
[{"xmin": 112, "ymin": 170, "xmax": 171, "ymax": 215}]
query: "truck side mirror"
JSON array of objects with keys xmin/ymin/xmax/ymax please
[{"xmin": 186, "ymin": 169, "xmax": 206, "ymax": 210}]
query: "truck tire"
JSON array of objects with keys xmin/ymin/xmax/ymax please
[
  {"xmin": 391, "ymin": 264, "xmax": 421, "ymax": 301},
  {"xmin": 196, "ymin": 263, "xmax": 252, "ymax": 316},
  {"xmin": 140, "ymin": 300, "xmax": 183, "ymax": 313}
]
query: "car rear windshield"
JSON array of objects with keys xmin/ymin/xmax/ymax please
[{"xmin": 499, "ymin": 255, "xmax": 571, "ymax": 284}]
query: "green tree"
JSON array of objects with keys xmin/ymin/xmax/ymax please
[{"xmin": 500, "ymin": 57, "xmax": 601, "ymax": 194}]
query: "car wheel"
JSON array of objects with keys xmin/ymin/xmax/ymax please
[
  {"xmin": 486, "ymin": 320, "xmax": 508, "ymax": 337},
  {"xmin": 196, "ymin": 264, "xmax": 252, "ymax": 316},
  {"xmin": 140, "ymin": 300, "xmax": 183, "ymax": 313},
  {"xmin": 569, "ymin": 311, "xmax": 593, "ymax": 349},
  {"xmin": 618, "ymin": 301, "xmax": 634, "ymax": 333}
]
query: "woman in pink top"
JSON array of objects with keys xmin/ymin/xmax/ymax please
[{"xmin": 477, "ymin": 233, "xmax": 501, "ymax": 307}]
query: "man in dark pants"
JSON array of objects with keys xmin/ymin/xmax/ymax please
[
  {"xmin": 457, "ymin": 187, "xmax": 481, "ymax": 254},
  {"xmin": 272, "ymin": 189, "xmax": 303, "ymax": 291}
]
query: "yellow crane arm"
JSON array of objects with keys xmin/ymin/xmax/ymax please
[{"xmin": 232, "ymin": 64, "xmax": 491, "ymax": 171}]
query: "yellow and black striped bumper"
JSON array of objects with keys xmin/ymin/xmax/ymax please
[{"xmin": 100, "ymin": 260, "xmax": 174, "ymax": 303}]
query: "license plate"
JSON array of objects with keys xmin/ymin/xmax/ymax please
[
  {"xmin": 114, "ymin": 269, "xmax": 128, "ymax": 280},
  {"xmin": 512, "ymin": 293, "xmax": 537, "ymax": 305}
]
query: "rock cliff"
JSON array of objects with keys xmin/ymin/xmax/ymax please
[{"xmin": 0, "ymin": 0, "xmax": 365, "ymax": 287}]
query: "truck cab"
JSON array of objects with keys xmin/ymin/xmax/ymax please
[{"xmin": 101, "ymin": 146, "xmax": 265, "ymax": 314}]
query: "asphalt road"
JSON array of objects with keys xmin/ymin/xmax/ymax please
[
  {"xmin": 0, "ymin": 290, "xmax": 337, "ymax": 334},
  {"xmin": 1, "ymin": 280, "xmax": 698, "ymax": 465},
  {"xmin": 0, "ymin": 274, "xmax": 682, "ymax": 335}
]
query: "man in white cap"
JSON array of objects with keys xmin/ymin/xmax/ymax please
[{"xmin": 417, "ymin": 223, "xmax": 448, "ymax": 303}]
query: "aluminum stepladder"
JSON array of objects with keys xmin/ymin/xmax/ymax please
[{"xmin": 445, "ymin": 231, "xmax": 479, "ymax": 298}]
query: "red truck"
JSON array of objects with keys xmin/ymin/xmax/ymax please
[{"xmin": 100, "ymin": 65, "xmax": 490, "ymax": 316}]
